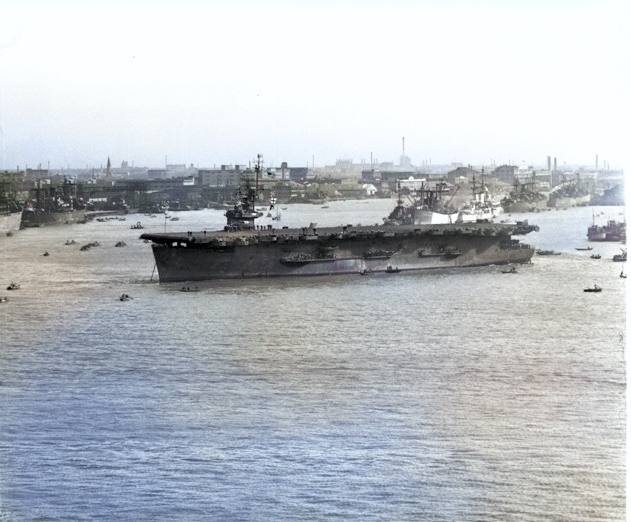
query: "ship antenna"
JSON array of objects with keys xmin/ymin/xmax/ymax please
[
  {"xmin": 255, "ymin": 154, "xmax": 262, "ymax": 192},
  {"xmin": 252, "ymin": 154, "xmax": 262, "ymax": 210}
]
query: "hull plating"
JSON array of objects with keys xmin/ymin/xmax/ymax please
[{"xmin": 144, "ymin": 224, "xmax": 534, "ymax": 282}]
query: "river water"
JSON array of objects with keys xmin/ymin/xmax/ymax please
[{"xmin": 0, "ymin": 201, "xmax": 626, "ymax": 521}]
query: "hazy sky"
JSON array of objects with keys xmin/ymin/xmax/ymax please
[{"xmin": 0, "ymin": 0, "xmax": 628, "ymax": 171}]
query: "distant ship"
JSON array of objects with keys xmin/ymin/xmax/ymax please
[
  {"xmin": 140, "ymin": 155, "xmax": 536, "ymax": 283},
  {"xmin": 457, "ymin": 172, "xmax": 502, "ymax": 223},
  {"xmin": 0, "ymin": 182, "xmax": 23, "ymax": 234},
  {"xmin": 21, "ymin": 178, "xmax": 86, "ymax": 227},
  {"xmin": 389, "ymin": 180, "xmax": 459, "ymax": 225},
  {"xmin": 0, "ymin": 208, "xmax": 22, "ymax": 234},
  {"xmin": 501, "ymin": 172, "xmax": 547, "ymax": 213},
  {"xmin": 587, "ymin": 217, "xmax": 626, "ymax": 242},
  {"xmin": 547, "ymin": 174, "xmax": 592, "ymax": 208}
]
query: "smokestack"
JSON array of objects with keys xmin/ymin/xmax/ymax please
[
  {"xmin": 554, "ymin": 157, "xmax": 557, "ymax": 171},
  {"xmin": 547, "ymin": 156, "xmax": 551, "ymax": 171}
]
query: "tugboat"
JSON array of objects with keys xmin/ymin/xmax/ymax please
[{"xmin": 587, "ymin": 215, "xmax": 626, "ymax": 242}]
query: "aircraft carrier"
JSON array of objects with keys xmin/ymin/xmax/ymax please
[{"xmin": 140, "ymin": 156, "xmax": 536, "ymax": 283}]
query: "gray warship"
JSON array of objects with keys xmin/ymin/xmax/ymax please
[
  {"xmin": 141, "ymin": 156, "xmax": 536, "ymax": 282},
  {"xmin": 21, "ymin": 178, "xmax": 86, "ymax": 228}
]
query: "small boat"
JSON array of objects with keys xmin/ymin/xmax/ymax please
[
  {"xmin": 575, "ymin": 246, "xmax": 593, "ymax": 251},
  {"xmin": 130, "ymin": 222, "xmax": 144, "ymax": 229},
  {"xmin": 80, "ymin": 241, "xmax": 101, "ymax": 251},
  {"xmin": 385, "ymin": 265, "xmax": 400, "ymax": 273},
  {"xmin": 620, "ymin": 271, "xmax": 627, "ymax": 279},
  {"xmin": 590, "ymin": 254, "xmax": 601, "ymax": 259},
  {"xmin": 119, "ymin": 293, "xmax": 133, "ymax": 301},
  {"xmin": 584, "ymin": 284, "xmax": 602, "ymax": 293},
  {"xmin": 115, "ymin": 241, "xmax": 127, "ymax": 247},
  {"xmin": 501, "ymin": 266, "xmax": 517, "ymax": 274},
  {"xmin": 6, "ymin": 282, "xmax": 20, "ymax": 290},
  {"xmin": 0, "ymin": 296, "xmax": 7, "ymax": 303},
  {"xmin": 613, "ymin": 249, "xmax": 627, "ymax": 262},
  {"xmin": 64, "ymin": 239, "xmax": 77, "ymax": 245},
  {"xmin": 180, "ymin": 286, "xmax": 200, "ymax": 292},
  {"xmin": 42, "ymin": 251, "xmax": 49, "ymax": 256},
  {"xmin": 536, "ymin": 249, "xmax": 561, "ymax": 256}
]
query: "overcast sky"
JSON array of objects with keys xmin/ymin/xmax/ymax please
[{"xmin": 0, "ymin": 0, "xmax": 628, "ymax": 171}]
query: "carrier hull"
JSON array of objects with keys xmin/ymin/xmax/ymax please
[{"xmin": 142, "ymin": 223, "xmax": 534, "ymax": 282}]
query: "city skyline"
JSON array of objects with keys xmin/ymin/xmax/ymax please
[
  {"xmin": 0, "ymin": 0, "xmax": 628, "ymax": 172},
  {"xmin": 5, "ymin": 150, "xmax": 617, "ymax": 174}
]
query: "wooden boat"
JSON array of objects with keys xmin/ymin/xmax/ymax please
[
  {"xmin": 590, "ymin": 254, "xmax": 601, "ymax": 259},
  {"xmin": 583, "ymin": 284, "xmax": 602, "ymax": 293},
  {"xmin": 575, "ymin": 246, "xmax": 593, "ymax": 251}
]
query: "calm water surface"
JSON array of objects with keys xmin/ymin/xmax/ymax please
[{"xmin": 0, "ymin": 202, "xmax": 626, "ymax": 521}]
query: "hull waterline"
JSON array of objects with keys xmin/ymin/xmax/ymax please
[{"xmin": 142, "ymin": 223, "xmax": 534, "ymax": 283}]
